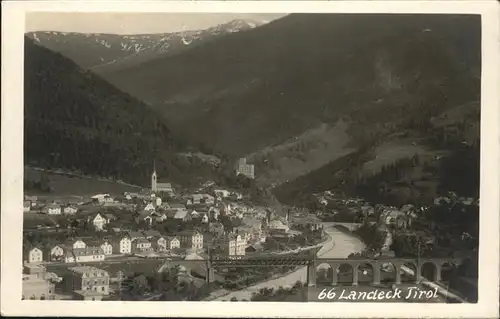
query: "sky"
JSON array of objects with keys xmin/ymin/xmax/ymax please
[{"xmin": 26, "ymin": 12, "xmax": 287, "ymax": 34}]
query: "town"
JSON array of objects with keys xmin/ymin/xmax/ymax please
[
  {"xmin": 22, "ymin": 159, "xmax": 327, "ymax": 301},
  {"xmin": 22, "ymin": 157, "xmax": 479, "ymax": 302}
]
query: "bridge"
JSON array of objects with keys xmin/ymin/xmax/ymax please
[{"xmin": 158, "ymin": 249, "xmax": 469, "ymax": 288}]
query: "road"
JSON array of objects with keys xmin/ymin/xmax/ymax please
[{"xmin": 213, "ymin": 224, "xmax": 366, "ymax": 301}]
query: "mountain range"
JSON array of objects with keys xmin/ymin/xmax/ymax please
[
  {"xmin": 25, "ymin": 13, "xmax": 481, "ymax": 204},
  {"xmin": 101, "ymin": 14, "xmax": 479, "ymax": 153},
  {"xmin": 26, "ymin": 19, "xmax": 265, "ymax": 74}
]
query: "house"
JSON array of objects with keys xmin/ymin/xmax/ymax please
[
  {"xmin": 268, "ymin": 219, "xmax": 289, "ymax": 234},
  {"xmin": 203, "ymin": 194, "xmax": 215, "ymax": 205},
  {"xmin": 47, "ymin": 244, "xmax": 66, "ymax": 262},
  {"xmin": 154, "ymin": 237, "xmax": 168, "ymax": 251},
  {"xmin": 134, "ymin": 210, "xmax": 153, "ymax": 226},
  {"xmin": 236, "ymin": 158, "xmax": 255, "ymax": 179},
  {"xmin": 434, "ymin": 196, "xmax": 451, "ymax": 205},
  {"xmin": 242, "ymin": 217, "xmax": 263, "ymax": 237},
  {"xmin": 201, "ymin": 213, "xmax": 209, "ymax": 224},
  {"xmin": 62, "ymin": 205, "xmax": 78, "ymax": 215},
  {"xmin": 245, "ymin": 242, "xmax": 263, "ymax": 254},
  {"xmin": 103, "ymin": 213, "xmax": 117, "ymax": 223},
  {"xmin": 43, "ymin": 203, "xmax": 61, "ymax": 215},
  {"xmin": 154, "ymin": 197, "xmax": 162, "ymax": 207},
  {"xmin": 165, "ymin": 236, "xmax": 181, "ymax": 250},
  {"xmin": 65, "ymin": 266, "xmax": 109, "ymax": 298},
  {"xmin": 152, "ymin": 211, "xmax": 168, "ymax": 223},
  {"xmin": 64, "ymin": 239, "xmax": 86, "ymax": 250},
  {"xmin": 22, "ymin": 264, "xmax": 55, "ymax": 300},
  {"xmin": 143, "ymin": 230, "xmax": 161, "ymax": 239},
  {"xmin": 192, "ymin": 194, "xmax": 204, "ymax": 205},
  {"xmin": 73, "ymin": 247, "xmax": 105, "ymax": 263},
  {"xmin": 72, "ymin": 239, "xmax": 86, "ymax": 249},
  {"xmin": 189, "ymin": 209, "xmax": 200, "ymax": 218},
  {"xmin": 460, "ymin": 197, "xmax": 476, "ymax": 206},
  {"xmin": 214, "ymin": 233, "xmax": 246, "ymax": 256},
  {"xmin": 235, "ymin": 226, "xmax": 253, "ymax": 243},
  {"xmin": 380, "ymin": 208, "xmax": 405, "ymax": 226},
  {"xmin": 214, "ymin": 189, "xmax": 230, "ymax": 199},
  {"xmin": 27, "ymin": 247, "xmax": 43, "ymax": 263},
  {"xmin": 24, "ymin": 195, "xmax": 38, "ymax": 207},
  {"xmin": 116, "ymin": 236, "xmax": 132, "ymax": 254},
  {"xmin": 127, "ymin": 231, "xmax": 146, "ymax": 241},
  {"xmin": 133, "ymin": 238, "xmax": 153, "ymax": 253},
  {"xmin": 144, "ymin": 203, "xmax": 156, "ymax": 212},
  {"xmin": 91, "ymin": 213, "xmax": 108, "ymax": 231},
  {"xmin": 208, "ymin": 207, "xmax": 221, "ymax": 220},
  {"xmin": 23, "ymin": 201, "xmax": 31, "ymax": 212},
  {"xmin": 100, "ymin": 241, "xmax": 113, "ymax": 255},
  {"xmin": 91, "ymin": 194, "xmax": 113, "ymax": 204},
  {"xmin": 177, "ymin": 230, "xmax": 203, "ymax": 249},
  {"xmin": 173, "ymin": 210, "xmax": 192, "ymax": 222},
  {"xmin": 360, "ymin": 205, "xmax": 375, "ymax": 216},
  {"xmin": 64, "ymin": 251, "xmax": 76, "ymax": 263}
]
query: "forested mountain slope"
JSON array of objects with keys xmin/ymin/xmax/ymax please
[
  {"xmin": 105, "ymin": 14, "xmax": 480, "ymax": 157},
  {"xmin": 24, "ymin": 37, "xmax": 218, "ymax": 187}
]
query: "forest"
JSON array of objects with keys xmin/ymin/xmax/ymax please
[{"xmin": 24, "ymin": 37, "xmax": 219, "ymax": 188}]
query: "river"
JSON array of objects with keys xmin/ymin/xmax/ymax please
[{"xmin": 213, "ymin": 224, "xmax": 366, "ymax": 301}]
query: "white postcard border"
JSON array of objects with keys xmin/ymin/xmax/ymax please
[{"xmin": 2, "ymin": 1, "xmax": 499, "ymax": 317}]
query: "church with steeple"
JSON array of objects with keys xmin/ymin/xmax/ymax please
[{"xmin": 151, "ymin": 161, "xmax": 174, "ymax": 195}]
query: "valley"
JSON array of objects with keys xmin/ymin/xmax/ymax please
[
  {"xmin": 24, "ymin": 13, "xmax": 481, "ymax": 208},
  {"xmin": 20, "ymin": 12, "xmax": 482, "ymax": 306}
]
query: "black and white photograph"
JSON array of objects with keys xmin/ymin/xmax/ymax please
[{"xmin": 1, "ymin": 1, "xmax": 499, "ymax": 318}]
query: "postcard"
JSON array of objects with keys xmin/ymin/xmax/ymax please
[{"xmin": 1, "ymin": 0, "xmax": 499, "ymax": 317}]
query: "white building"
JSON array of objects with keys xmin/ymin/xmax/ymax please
[
  {"xmin": 155, "ymin": 197, "xmax": 162, "ymax": 207},
  {"xmin": 22, "ymin": 264, "xmax": 55, "ymax": 300},
  {"xmin": 155, "ymin": 237, "xmax": 167, "ymax": 251},
  {"xmin": 72, "ymin": 240, "xmax": 87, "ymax": 249},
  {"xmin": 215, "ymin": 234, "xmax": 246, "ymax": 256},
  {"xmin": 63, "ymin": 206, "xmax": 78, "ymax": 215},
  {"xmin": 27, "ymin": 247, "xmax": 43, "ymax": 263},
  {"xmin": 117, "ymin": 237, "xmax": 132, "ymax": 254},
  {"xmin": 201, "ymin": 213, "xmax": 209, "ymax": 224},
  {"xmin": 177, "ymin": 230, "xmax": 203, "ymax": 250},
  {"xmin": 91, "ymin": 194, "xmax": 114, "ymax": 204},
  {"xmin": 165, "ymin": 236, "xmax": 181, "ymax": 250},
  {"xmin": 100, "ymin": 241, "xmax": 113, "ymax": 255},
  {"xmin": 48, "ymin": 245, "xmax": 65, "ymax": 262},
  {"xmin": 214, "ymin": 189, "xmax": 230, "ymax": 199},
  {"xmin": 92, "ymin": 213, "xmax": 107, "ymax": 231},
  {"xmin": 43, "ymin": 203, "xmax": 61, "ymax": 215},
  {"xmin": 73, "ymin": 247, "xmax": 105, "ymax": 263},
  {"xmin": 64, "ymin": 251, "xmax": 76, "ymax": 263},
  {"xmin": 133, "ymin": 238, "xmax": 152, "ymax": 252},
  {"xmin": 236, "ymin": 158, "xmax": 255, "ymax": 179},
  {"xmin": 268, "ymin": 220, "xmax": 289, "ymax": 233}
]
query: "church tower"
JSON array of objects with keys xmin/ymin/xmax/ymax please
[{"xmin": 151, "ymin": 161, "xmax": 157, "ymax": 192}]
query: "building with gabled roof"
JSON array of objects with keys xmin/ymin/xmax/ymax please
[
  {"xmin": 65, "ymin": 266, "xmax": 109, "ymax": 299},
  {"xmin": 72, "ymin": 246, "xmax": 105, "ymax": 263}
]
